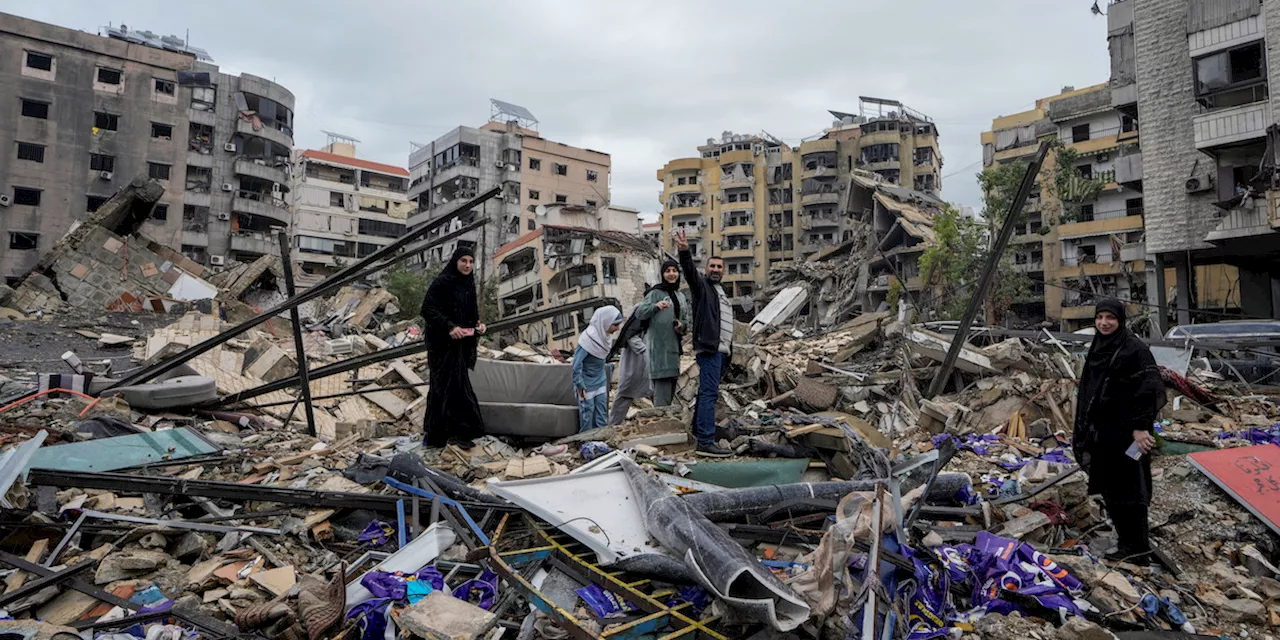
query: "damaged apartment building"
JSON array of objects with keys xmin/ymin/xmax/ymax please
[
  {"xmin": 655, "ymin": 97, "xmax": 942, "ymax": 318},
  {"xmin": 290, "ymin": 135, "xmax": 412, "ymax": 282},
  {"xmin": 1108, "ymin": 0, "xmax": 1280, "ymax": 327},
  {"xmin": 404, "ymin": 100, "xmax": 612, "ymax": 278},
  {"xmin": 0, "ymin": 14, "xmax": 296, "ymax": 284},
  {"xmin": 493, "ymin": 203, "xmax": 656, "ymax": 354}
]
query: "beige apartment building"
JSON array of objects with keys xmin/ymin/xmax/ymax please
[
  {"xmin": 290, "ymin": 139, "xmax": 411, "ymax": 278},
  {"xmin": 655, "ymin": 99, "xmax": 943, "ymax": 312}
]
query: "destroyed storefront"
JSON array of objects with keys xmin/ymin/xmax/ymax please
[{"xmin": 495, "ymin": 224, "xmax": 658, "ymax": 355}]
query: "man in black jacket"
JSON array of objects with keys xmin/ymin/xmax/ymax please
[{"xmin": 675, "ymin": 229, "xmax": 732, "ymax": 457}]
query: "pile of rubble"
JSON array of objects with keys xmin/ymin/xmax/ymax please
[{"xmin": 3, "ymin": 181, "xmax": 1280, "ymax": 639}]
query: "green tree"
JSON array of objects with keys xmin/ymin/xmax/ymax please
[
  {"xmin": 384, "ymin": 264, "xmax": 435, "ymax": 320},
  {"xmin": 920, "ymin": 206, "xmax": 988, "ymax": 320},
  {"xmin": 977, "ymin": 160, "xmax": 1032, "ymax": 228}
]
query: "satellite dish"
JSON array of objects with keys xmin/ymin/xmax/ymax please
[{"xmin": 535, "ymin": 205, "xmax": 548, "ymax": 217}]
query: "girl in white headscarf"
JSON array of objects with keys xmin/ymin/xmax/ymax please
[{"xmin": 572, "ymin": 305, "xmax": 623, "ymax": 432}]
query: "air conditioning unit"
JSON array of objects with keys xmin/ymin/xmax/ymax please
[
  {"xmin": 253, "ymin": 159, "xmax": 266, "ymax": 166},
  {"xmin": 1097, "ymin": 153, "xmax": 1110, "ymax": 162},
  {"xmin": 1185, "ymin": 173, "xmax": 1214, "ymax": 193},
  {"xmin": 223, "ymin": 142, "xmax": 236, "ymax": 152},
  {"xmin": 754, "ymin": 239, "xmax": 762, "ymax": 246},
  {"xmin": 209, "ymin": 255, "xmax": 226, "ymax": 266},
  {"xmin": 343, "ymin": 230, "xmax": 355, "ymax": 237},
  {"xmin": 496, "ymin": 161, "xmax": 506, "ymax": 168},
  {"xmin": 99, "ymin": 171, "xmax": 114, "ymax": 181},
  {"xmin": 221, "ymin": 183, "xmax": 234, "ymax": 192},
  {"xmin": 754, "ymin": 260, "xmax": 762, "ymax": 266},
  {"xmin": 495, "ymin": 191, "xmax": 505, "ymax": 200},
  {"xmin": 216, "ymin": 212, "xmax": 231, "ymax": 221},
  {"xmin": 0, "ymin": 195, "xmax": 10, "ymax": 207},
  {"xmin": 1100, "ymin": 275, "xmax": 1116, "ymax": 284}
]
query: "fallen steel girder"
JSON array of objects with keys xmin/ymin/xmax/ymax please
[
  {"xmin": 0, "ymin": 557, "xmax": 94, "ymax": 608},
  {"xmin": 106, "ymin": 187, "xmax": 501, "ymax": 390},
  {"xmin": 276, "ymin": 230, "xmax": 317, "ymax": 436},
  {"xmin": 621, "ymin": 458, "xmax": 810, "ymax": 632},
  {"xmin": 214, "ymin": 295, "xmax": 617, "ymax": 406},
  {"xmin": 680, "ymin": 479, "xmax": 882, "ymax": 522},
  {"xmin": 24, "ymin": 468, "xmax": 518, "ymax": 515}
]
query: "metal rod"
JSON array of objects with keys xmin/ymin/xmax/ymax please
[
  {"xmin": 277, "ymin": 230, "xmax": 317, "ymax": 436},
  {"xmin": 44, "ymin": 511, "xmax": 87, "ymax": 567},
  {"xmin": 79, "ymin": 509, "xmax": 283, "ymax": 535},
  {"xmin": 215, "ymin": 295, "xmax": 617, "ymax": 406},
  {"xmin": 0, "ymin": 558, "xmax": 94, "ymax": 607},
  {"xmin": 236, "ymin": 382, "xmax": 429, "ymax": 410},
  {"xmin": 925, "ymin": 141, "xmax": 1049, "ymax": 398},
  {"xmin": 105, "ymin": 187, "xmax": 501, "ymax": 390},
  {"xmin": 860, "ymin": 484, "xmax": 885, "ymax": 640}
]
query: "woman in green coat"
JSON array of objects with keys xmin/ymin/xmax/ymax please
[{"xmin": 635, "ymin": 259, "xmax": 691, "ymax": 406}]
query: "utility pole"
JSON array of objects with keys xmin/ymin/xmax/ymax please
[{"xmin": 925, "ymin": 142, "xmax": 1049, "ymax": 399}]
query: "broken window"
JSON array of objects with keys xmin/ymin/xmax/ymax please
[
  {"xmin": 1194, "ymin": 41, "xmax": 1268, "ymax": 109},
  {"xmin": 330, "ymin": 191, "xmax": 345, "ymax": 207},
  {"xmin": 154, "ymin": 78, "xmax": 175, "ymax": 95},
  {"xmin": 586, "ymin": 169, "xmax": 598, "ymax": 182},
  {"xmin": 529, "ymin": 157, "xmax": 541, "ymax": 171},
  {"xmin": 94, "ymin": 111, "xmax": 119, "ymax": 131},
  {"xmin": 602, "ymin": 257, "xmax": 618, "ymax": 284},
  {"xmin": 1076, "ymin": 164, "xmax": 1093, "ymax": 179},
  {"xmin": 1071, "ymin": 124, "xmax": 1090, "ymax": 143},
  {"xmin": 148, "ymin": 162, "xmax": 171, "ymax": 180},
  {"xmin": 528, "ymin": 189, "xmax": 540, "ymax": 200},
  {"xmin": 914, "ymin": 147, "xmax": 933, "ymax": 164},
  {"xmin": 188, "ymin": 123, "xmax": 214, "ymax": 152},
  {"xmin": 20, "ymin": 99, "xmax": 49, "ymax": 119},
  {"xmin": 25, "ymin": 51, "xmax": 52, "ymax": 71},
  {"xmin": 151, "ymin": 204, "xmax": 169, "ymax": 221},
  {"xmin": 358, "ymin": 218, "xmax": 407, "ymax": 238},
  {"xmin": 96, "ymin": 67, "xmax": 122, "ymax": 85},
  {"xmin": 16, "ymin": 142, "xmax": 44, "ymax": 163},
  {"xmin": 90, "ymin": 153, "xmax": 116, "ymax": 172},
  {"xmin": 1078, "ymin": 245, "xmax": 1097, "ymax": 263},
  {"xmin": 1079, "ymin": 203, "xmax": 1095, "ymax": 221},
  {"xmin": 1121, "ymin": 114, "xmax": 1137, "ymax": 133},
  {"xmin": 151, "ymin": 122, "xmax": 173, "ymax": 139},
  {"xmin": 182, "ymin": 205, "xmax": 209, "ymax": 231},
  {"xmin": 555, "ymin": 194, "xmax": 567, "ymax": 203},
  {"xmin": 191, "ymin": 87, "xmax": 215, "ymax": 111},
  {"xmin": 860, "ymin": 144, "xmax": 899, "ymax": 164},
  {"xmin": 1126, "ymin": 197, "xmax": 1143, "ymax": 216},
  {"xmin": 553, "ymin": 163, "xmax": 568, "ymax": 176},
  {"xmin": 185, "ymin": 166, "xmax": 212, "ymax": 193},
  {"xmin": 528, "ymin": 218, "xmax": 536, "ymax": 230},
  {"xmin": 9, "ymin": 232, "xmax": 39, "ymax": 250},
  {"xmin": 586, "ymin": 200, "xmax": 597, "ymax": 207},
  {"xmin": 502, "ymin": 148, "xmax": 522, "ymax": 166},
  {"xmin": 87, "ymin": 195, "xmax": 109, "ymax": 212}
]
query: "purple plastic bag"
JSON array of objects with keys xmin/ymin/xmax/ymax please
[
  {"xmin": 576, "ymin": 584, "xmax": 639, "ymax": 617},
  {"xmin": 898, "ymin": 546, "xmax": 952, "ymax": 640},
  {"xmin": 452, "ymin": 569, "xmax": 499, "ymax": 610},
  {"xmin": 358, "ymin": 520, "xmax": 395, "ymax": 547},
  {"xmin": 360, "ymin": 566, "xmax": 445, "ymax": 601},
  {"xmin": 345, "ymin": 598, "xmax": 392, "ymax": 640}
]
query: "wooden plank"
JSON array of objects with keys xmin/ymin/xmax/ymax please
[
  {"xmin": 785, "ymin": 423, "xmax": 825, "ymax": 439},
  {"xmin": 3, "ymin": 539, "xmax": 49, "ymax": 593}
]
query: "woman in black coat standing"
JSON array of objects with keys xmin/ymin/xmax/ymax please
[
  {"xmin": 420, "ymin": 246, "xmax": 486, "ymax": 448},
  {"xmin": 1073, "ymin": 298, "xmax": 1166, "ymax": 564}
]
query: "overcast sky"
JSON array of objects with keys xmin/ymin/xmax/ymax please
[{"xmin": 5, "ymin": 1, "xmax": 1112, "ymax": 219}]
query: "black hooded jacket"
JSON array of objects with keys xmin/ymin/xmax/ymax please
[{"xmin": 421, "ymin": 246, "xmax": 480, "ymax": 368}]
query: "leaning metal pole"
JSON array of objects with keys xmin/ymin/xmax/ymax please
[
  {"xmin": 105, "ymin": 187, "xmax": 501, "ymax": 390},
  {"xmin": 276, "ymin": 230, "xmax": 316, "ymax": 436},
  {"xmin": 924, "ymin": 142, "xmax": 1049, "ymax": 399}
]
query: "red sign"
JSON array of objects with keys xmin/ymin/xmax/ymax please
[{"xmin": 1188, "ymin": 444, "xmax": 1280, "ymax": 535}]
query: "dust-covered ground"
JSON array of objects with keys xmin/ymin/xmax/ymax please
[{"xmin": 0, "ymin": 311, "xmax": 174, "ymax": 379}]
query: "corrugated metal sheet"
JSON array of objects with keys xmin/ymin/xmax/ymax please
[{"xmin": 1187, "ymin": 0, "xmax": 1260, "ymax": 34}]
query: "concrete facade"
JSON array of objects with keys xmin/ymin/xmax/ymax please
[
  {"xmin": 180, "ymin": 62, "xmax": 295, "ymax": 267},
  {"xmin": 1120, "ymin": 0, "xmax": 1280, "ymax": 324},
  {"xmin": 0, "ymin": 13, "xmax": 192, "ymax": 283},
  {"xmin": 290, "ymin": 142, "xmax": 410, "ymax": 278},
  {"xmin": 0, "ymin": 13, "xmax": 294, "ymax": 284}
]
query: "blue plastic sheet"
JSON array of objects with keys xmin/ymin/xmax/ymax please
[{"xmin": 24, "ymin": 427, "xmax": 217, "ymax": 475}]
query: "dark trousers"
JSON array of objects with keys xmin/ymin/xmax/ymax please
[
  {"xmin": 693, "ymin": 352, "xmax": 726, "ymax": 446},
  {"xmin": 1104, "ymin": 495, "xmax": 1151, "ymax": 557}
]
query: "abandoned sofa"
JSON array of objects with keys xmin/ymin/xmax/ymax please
[{"xmin": 470, "ymin": 358, "xmax": 580, "ymax": 439}]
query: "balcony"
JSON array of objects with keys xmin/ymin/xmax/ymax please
[
  {"xmin": 672, "ymin": 226, "xmax": 702, "ymax": 239},
  {"xmin": 234, "ymin": 158, "xmax": 288, "ymax": 185},
  {"xmin": 1205, "ymin": 201, "xmax": 1278, "ymax": 244},
  {"xmin": 721, "ymin": 247, "xmax": 755, "ymax": 259},
  {"xmin": 1119, "ymin": 243, "xmax": 1146, "ymax": 262},
  {"xmin": 667, "ymin": 181, "xmax": 701, "ymax": 194},
  {"xmin": 720, "ymin": 172, "xmax": 754, "ymax": 188},
  {"xmin": 801, "ymin": 191, "xmax": 840, "ymax": 206},
  {"xmin": 236, "ymin": 118, "xmax": 292, "ymax": 149},
  {"xmin": 1194, "ymin": 100, "xmax": 1271, "ymax": 150},
  {"xmin": 722, "ymin": 222, "xmax": 755, "ymax": 235},
  {"xmin": 1011, "ymin": 261, "xmax": 1044, "ymax": 273},
  {"xmin": 233, "ymin": 190, "xmax": 291, "ymax": 225},
  {"xmin": 668, "ymin": 203, "xmax": 702, "ymax": 217},
  {"xmin": 803, "ymin": 216, "xmax": 840, "ymax": 230},
  {"xmin": 801, "ymin": 165, "xmax": 839, "ymax": 180},
  {"xmin": 229, "ymin": 231, "xmax": 280, "ymax": 256},
  {"xmin": 497, "ymin": 269, "xmax": 540, "ymax": 297},
  {"xmin": 798, "ymin": 139, "xmax": 837, "ymax": 155},
  {"xmin": 1115, "ymin": 150, "xmax": 1142, "ymax": 185},
  {"xmin": 723, "ymin": 271, "xmax": 755, "ymax": 283},
  {"xmin": 187, "ymin": 151, "xmax": 213, "ymax": 169},
  {"xmin": 1057, "ymin": 215, "xmax": 1144, "ymax": 240}
]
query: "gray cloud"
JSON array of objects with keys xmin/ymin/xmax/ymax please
[{"xmin": 4, "ymin": 1, "xmax": 1113, "ymax": 219}]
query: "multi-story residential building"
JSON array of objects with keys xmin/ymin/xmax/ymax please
[
  {"xmin": 655, "ymin": 100, "xmax": 943, "ymax": 311},
  {"xmin": 0, "ymin": 14, "xmax": 294, "ymax": 284},
  {"xmin": 290, "ymin": 138, "xmax": 411, "ymax": 278},
  {"xmin": 0, "ymin": 15, "xmax": 194, "ymax": 283},
  {"xmin": 641, "ymin": 221, "xmax": 662, "ymax": 245},
  {"xmin": 1110, "ymin": 0, "xmax": 1280, "ymax": 327},
  {"xmin": 405, "ymin": 100, "xmax": 610, "ymax": 281},
  {"xmin": 981, "ymin": 84, "xmax": 1150, "ymax": 330},
  {"xmin": 493, "ymin": 204, "xmax": 657, "ymax": 354},
  {"xmin": 181, "ymin": 58, "xmax": 295, "ymax": 268}
]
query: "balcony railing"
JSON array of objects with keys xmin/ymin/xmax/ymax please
[{"xmin": 236, "ymin": 190, "xmax": 288, "ymax": 209}]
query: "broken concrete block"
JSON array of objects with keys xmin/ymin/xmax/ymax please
[
  {"xmin": 398, "ymin": 590, "xmax": 496, "ymax": 639},
  {"xmin": 171, "ymin": 532, "xmax": 208, "ymax": 562},
  {"xmin": 94, "ymin": 549, "xmax": 170, "ymax": 584},
  {"xmin": 1221, "ymin": 597, "xmax": 1265, "ymax": 624},
  {"xmin": 996, "ymin": 511, "xmax": 1050, "ymax": 540},
  {"xmin": 244, "ymin": 343, "xmax": 297, "ymax": 383},
  {"xmin": 1053, "ymin": 616, "xmax": 1116, "ymax": 640},
  {"xmin": 793, "ymin": 377, "xmax": 837, "ymax": 411},
  {"xmin": 138, "ymin": 532, "xmax": 167, "ymax": 549},
  {"xmin": 249, "ymin": 565, "xmax": 297, "ymax": 597}
]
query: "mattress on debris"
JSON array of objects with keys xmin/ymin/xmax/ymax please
[{"xmin": 470, "ymin": 358, "xmax": 578, "ymax": 438}]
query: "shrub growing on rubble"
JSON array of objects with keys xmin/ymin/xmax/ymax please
[{"xmin": 385, "ymin": 265, "xmax": 435, "ymax": 320}]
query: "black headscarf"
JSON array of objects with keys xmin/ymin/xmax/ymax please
[
  {"xmin": 421, "ymin": 246, "xmax": 479, "ymax": 362},
  {"xmin": 1084, "ymin": 298, "xmax": 1127, "ymax": 371},
  {"xmin": 654, "ymin": 259, "xmax": 683, "ymax": 324}
]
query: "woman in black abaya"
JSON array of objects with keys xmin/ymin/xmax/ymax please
[
  {"xmin": 420, "ymin": 246, "xmax": 486, "ymax": 448},
  {"xmin": 1073, "ymin": 298, "xmax": 1166, "ymax": 564}
]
